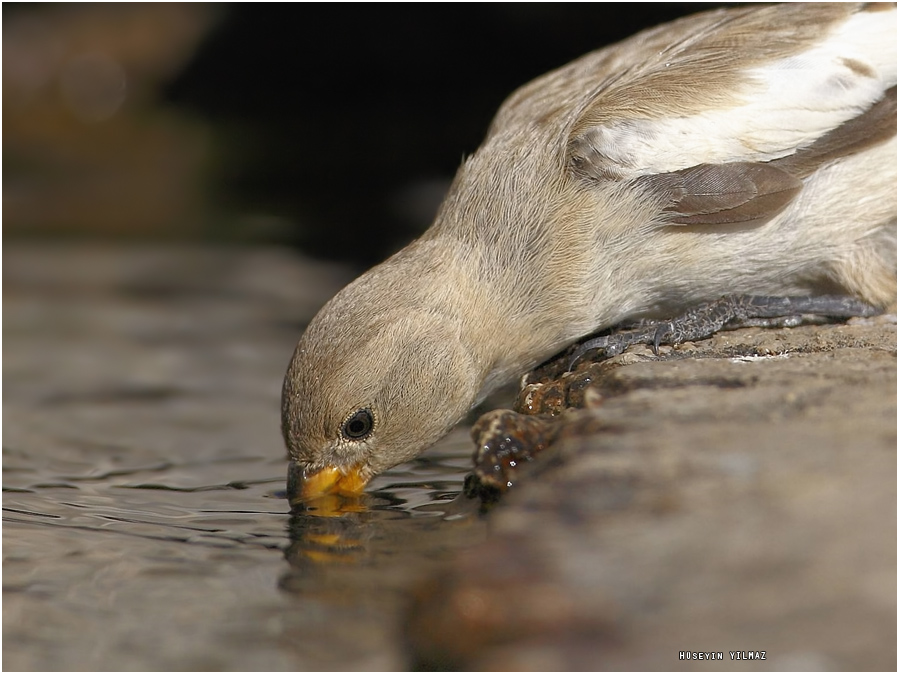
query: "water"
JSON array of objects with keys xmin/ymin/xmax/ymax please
[
  {"xmin": 3, "ymin": 433, "xmax": 483, "ymax": 671},
  {"xmin": 2, "ymin": 246, "xmax": 488, "ymax": 670}
]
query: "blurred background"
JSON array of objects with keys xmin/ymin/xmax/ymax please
[{"xmin": 3, "ymin": 3, "xmax": 709, "ymax": 270}]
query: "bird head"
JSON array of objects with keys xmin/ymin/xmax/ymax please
[{"xmin": 281, "ymin": 249, "xmax": 483, "ymax": 501}]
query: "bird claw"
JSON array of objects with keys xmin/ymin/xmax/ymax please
[{"xmin": 651, "ymin": 323, "xmax": 671, "ymax": 356}]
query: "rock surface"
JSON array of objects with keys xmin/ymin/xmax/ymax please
[{"xmin": 409, "ymin": 319, "xmax": 898, "ymax": 670}]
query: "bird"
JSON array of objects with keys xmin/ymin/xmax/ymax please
[{"xmin": 281, "ymin": 3, "xmax": 897, "ymax": 501}]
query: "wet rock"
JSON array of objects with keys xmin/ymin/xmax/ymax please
[{"xmin": 469, "ymin": 410, "xmax": 563, "ymax": 494}]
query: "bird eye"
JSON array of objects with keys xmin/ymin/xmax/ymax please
[{"xmin": 342, "ymin": 409, "xmax": 373, "ymax": 440}]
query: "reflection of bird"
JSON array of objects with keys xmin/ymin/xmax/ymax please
[{"xmin": 282, "ymin": 3, "xmax": 897, "ymax": 499}]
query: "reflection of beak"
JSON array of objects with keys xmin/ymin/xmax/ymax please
[
  {"xmin": 294, "ymin": 491, "xmax": 368, "ymax": 518},
  {"xmin": 290, "ymin": 462, "xmax": 369, "ymax": 502}
]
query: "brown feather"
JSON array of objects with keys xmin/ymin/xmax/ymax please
[{"xmin": 643, "ymin": 163, "xmax": 802, "ymax": 227}]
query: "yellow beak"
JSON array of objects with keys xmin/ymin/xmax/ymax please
[{"xmin": 296, "ymin": 464, "xmax": 369, "ymax": 501}]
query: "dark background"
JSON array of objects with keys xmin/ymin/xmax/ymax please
[{"xmin": 5, "ymin": 3, "xmax": 713, "ymax": 269}]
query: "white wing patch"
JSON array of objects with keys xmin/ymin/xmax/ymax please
[{"xmin": 588, "ymin": 7, "xmax": 897, "ymax": 176}]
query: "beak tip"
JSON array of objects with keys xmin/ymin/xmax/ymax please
[{"xmin": 288, "ymin": 462, "xmax": 369, "ymax": 503}]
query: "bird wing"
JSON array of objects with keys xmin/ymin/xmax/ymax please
[{"xmin": 564, "ymin": 3, "xmax": 897, "ymax": 228}]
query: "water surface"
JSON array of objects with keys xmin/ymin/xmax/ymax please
[
  {"xmin": 3, "ymin": 246, "xmax": 487, "ymax": 670},
  {"xmin": 4, "ymin": 415, "xmax": 483, "ymax": 671}
]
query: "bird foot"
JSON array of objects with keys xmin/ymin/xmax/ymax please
[{"xmin": 569, "ymin": 294, "xmax": 880, "ymax": 369}]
